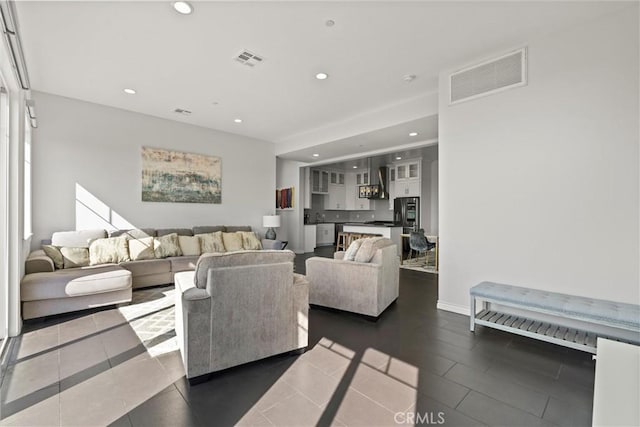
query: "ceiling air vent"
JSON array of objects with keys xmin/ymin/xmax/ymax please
[
  {"xmin": 234, "ymin": 49, "xmax": 264, "ymax": 67},
  {"xmin": 173, "ymin": 108, "xmax": 192, "ymax": 115},
  {"xmin": 450, "ymin": 48, "xmax": 527, "ymax": 105}
]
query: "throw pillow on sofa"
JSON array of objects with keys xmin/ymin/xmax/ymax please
[
  {"xmin": 197, "ymin": 231, "xmax": 226, "ymax": 253},
  {"xmin": 42, "ymin": 244, "xmax": 64, "ymax": 269},
  {"xmin": 89, "ymin": 237, "xmax": 131, "ymax": 265},
  {"xmin": 354, "ymin": 237, "xmax": 387, "ymax": 263},
  {"xmin": 154, "ymin": 233, "xmax": 183, "ymax": 258},
  {"xmin": 239, "ymin": 231, "xmax": 262, "ymax": 250},
  {"xmin": 60, "ymin": 247, "xmax": 90, "ymax": 269},
  {"xmin": 344, "ymin": 239, "xmax": 363, "ymax": 261},
  {"xmin": 178, "ymin": 235, "xmax": 201, "ymax": 256},
  {"xmin": 128, "ymin": 237, "xmax": 155, "ymax": 261},
  {"xmin": 222, "ymin": 232, "xmax": 244, "ymax": 252}
]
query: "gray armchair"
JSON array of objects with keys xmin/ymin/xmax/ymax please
[
  {"xmin": 305, "ymin": 239, "xmax": 399, "ymax": 318},
  {"xmin": 174, "ymin": 250, "xmax": 309, "ymax": 381}
]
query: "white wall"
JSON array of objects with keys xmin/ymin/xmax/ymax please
[
  {"xmin": 438, "ymin": 6, "xmax": 639, "ymax": 313},
  {"xmin": 31, "ymin": 91, "xmax": 275, "ymax": 247},
  {"xmin": 275, "ymin": 157, "xmax": 305, "ymax": 253}
]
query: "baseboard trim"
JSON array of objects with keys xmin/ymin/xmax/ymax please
[{"xmin": 437, "ymin": 300, "xmax": 470, "ymax": 316}]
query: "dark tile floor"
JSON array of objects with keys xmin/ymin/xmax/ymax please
[{"xmin": 0, "ymin": 247, "xmax": 595, "ymax": 426}]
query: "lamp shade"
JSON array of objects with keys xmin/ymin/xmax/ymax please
[{"xmin": 263, "ymin": 215, "xmax": 281, "ymax": 228}]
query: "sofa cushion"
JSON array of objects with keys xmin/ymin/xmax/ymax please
[
  {"xmin": 168, "ymin": 255, "xmax": 199, "ymax": 274},
  {"xmin": 225, "ymin": 226, "xmax": 252, "ymax": 232},
  {"xmin": 239, "ymin": 231, "xmax": 262, "ymax": 250},
  {"xmin": 120, "ymin": 259, "xmax": 171, "ymax": 276},
  {"xmin": 60, "ymin": 247, "xmax": 90, "ymax": 269},
  {"xmin": 128, "ymin": 237, "xmax": 155, "ymax": 261},
  {"xmin": 52, "ymin": 229, "xmax": 106, "ymax": 248},
  {"xmin": 108, "ymin": 228, "xmax": 156, "ymax": 239},
  {"xmin": 197, "ymin": 231, "xmax": 225, "ymax": 253},
  {"xmin": 21, "ymin": 265, "xmax": 131, "ymax": 301},
  {"xmin": 222, "ymin": 232, "xmax": 244, "ymax": 252},
  {"xmin": 194, "ymin": 250, "xmax": 295, "ymax": 289},
  {"xmin": 156, "ymin": 228, "xmax": 193, "ymax": 237},
  {"xmin": 178, "ymin": 235, "xmax": 201, "ymax": 256},
  {"xmin": 89, "ymin": 237, "xmax": 131, "ymax": 265},
  {"xmin": 192, "ymin": 226, "xmax": 226, "ymax": 235},
  {"xmin": 154, "ymin": 233, "xmax": 183, "ymax": 258},
  {"xmin": 42, "ymin": 245, "xmax": 64, "ymax": 269}
]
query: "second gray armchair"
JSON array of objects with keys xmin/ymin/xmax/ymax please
[{"xmin": 305, "ymin": 238, "xmax": 399, "ymax": 318}]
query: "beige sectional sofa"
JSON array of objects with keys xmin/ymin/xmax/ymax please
[{"xmin": 21, "ymin": 225, "xmax": 253, "ymax": 319}]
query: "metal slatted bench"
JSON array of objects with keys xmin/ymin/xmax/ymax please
[{"xmin": 470, "ymin": 282, "xmax": 640, "ymax": 353}]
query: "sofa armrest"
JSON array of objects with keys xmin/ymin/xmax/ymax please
[
  {"xmin": 25, "ymin": 250, "xmax": 55, "ymax": 274},
  {"xmin": 292, "ymin": 273, "xmax": 309, "ymax": 349},
  {"xmin": 306, "ymin": 256, "xmax": 380, "ymax": 272},
  {"xmin": 174, "ymin": 271, "xmax": 212, "ymax": 379}
]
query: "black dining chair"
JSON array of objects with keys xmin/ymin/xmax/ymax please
[{"xmin": 408, "ymin": 229, "xmax": 436, "ymax": 267}]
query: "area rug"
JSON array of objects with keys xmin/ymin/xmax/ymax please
[
  {"xmin": 399, "ymin": 259, "xmax": 438, "ymax": 274},
  {"xmin": 117, "ymin": 285, "xmax": 178, "ymax": 356}
]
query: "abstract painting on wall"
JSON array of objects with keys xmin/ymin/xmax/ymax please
[{"xmin": 141, "ymin": 147, "xmax": 221, "ymax": 204}]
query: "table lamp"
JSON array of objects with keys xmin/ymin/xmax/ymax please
[{"xmin": 263, "ymin": 215, "xmax": 281, "ymax": 240}]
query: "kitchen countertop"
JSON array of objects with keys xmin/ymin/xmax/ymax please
[
  {"xmin": 304, "ymin": 221, "xmax": 397, "ymax": 226},
  {"xmin": 343, "ymin": 222, "xmax": 399, "ymax": 227}
]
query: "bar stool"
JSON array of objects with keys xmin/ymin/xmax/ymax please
[
  {"xmin": 336, "ymin": 232, "xmax": 349, "ymax": 251},
  {"xmin": 347, "ymin": 233, "xmax": 362, "ymax": 245}
]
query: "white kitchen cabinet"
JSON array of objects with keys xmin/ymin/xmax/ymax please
[
  {"xmin": 356, "ymin": 170, "xmax": 369, "ymax": 185},
  {"xmin": 395, "ymin": 161, "xmax": 420, "ymax": 181},
  {"xmin": 354, "ymin": 194, "xmax": 370, "ymax": 210},
  {"xmin": 304, "ymin": 225, "xmax": 317, "ymax": 252},
  {"xmin": 391, "ymin": 160, "xmax": 421, "ymax": 198},
  {"xmin": 312, "ymin": 169, "xmax": 329, "ymax": 194},
  {"xmin": 395, "ymin": 179, "xmax": 420, "ymax": 198},
  {"xmin": 316, "ymin": 223, "xmax": 335, "ymax": 246},
  {"xmin": 329, "ymin": 171, "xmax": 345, "ymax": 186},
  {"xmin": 324, "ymin": 183, "xmax": 346, "ymax": 210},
  {"xmin": 345, "ymin": 172, "xmax": 370, "ymax": 211},
  {"xmin": 388, "ymin": 166, "xmax": 396, "ymax": 210},
  {"xmin": 345, "ymin": 173, "xmax": 356, "ymax": 210}
]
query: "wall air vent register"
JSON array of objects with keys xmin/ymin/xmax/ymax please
[{"xmin": 450, "ymin": 48, "xmax": 527, "ymax": 105}]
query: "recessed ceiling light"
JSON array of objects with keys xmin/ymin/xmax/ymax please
[
  {"xmin": 315, "ymin": 72, "xmax": 329, "ymax": 80},
  {"xmin": 234, "ymin": 118, "xmax": 243, "ymax": 123},
  {"xmin": 353, "ymin": 166, "xmax": 358, "ymax": 169},
  {"xmin": 325, "ymin": 20, "xmax": 335, "ymax": 27},
  {"xmin": 312, "ymin": 153, "xmax": 320, "ymax": 157},
  {"xmin": 409, "ymin": 132, "xmax": 418, "ymax": 137},
  {"xmin": 396, "ymin": 156, "xmax": 402, "ymax": 160},
  {"xmin": 172, "ymin": 1, "xmax": 193, "ymax": 15},
  {"xmin": 123, "ymin": 88, "xmax": 136, "ymax": 95}
]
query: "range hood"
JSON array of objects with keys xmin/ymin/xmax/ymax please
[{"xmin": 361, "ymin": 162, "xmax": 389, "ymax": 200}]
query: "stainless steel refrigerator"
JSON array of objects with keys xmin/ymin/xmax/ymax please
[{"xmin": 394, "ymin": 197, "xmax": 420, "ymax": 234}]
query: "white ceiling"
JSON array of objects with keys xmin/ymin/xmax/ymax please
[{"xmin": 15, "ymin": 1, "xmax": 630, "ymax": 159}]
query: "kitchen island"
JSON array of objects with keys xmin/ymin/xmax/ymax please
[{"xmin": 343, "ymin": 224, "xmax": 403, "ymax": 257}]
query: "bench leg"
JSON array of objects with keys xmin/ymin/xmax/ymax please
[{"xmin": 470, "ymin": 297, "xmax": 476, "ymax": 332}]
